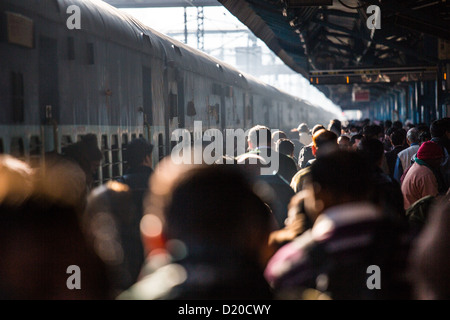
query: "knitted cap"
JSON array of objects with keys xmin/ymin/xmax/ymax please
[{"xmin": 417, "ymin": 141, "xmax": 444, "ymax": 160}]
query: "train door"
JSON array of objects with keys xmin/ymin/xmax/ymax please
[
  {"xmin": 177, "ymin": 77, "xmax": 185, "ymax": 129},
  {"xmin": 165, "ymin": 66, "xmax": 185, "ymax": 157},
  {"xmin": 244, "ymin": 94, "xmax": 253, "ymax": 129},
  {"xmin": 39, "ymin": 36, "xmax": 59, "ymax": 153},
  {"xmin": 142, "ymin": 66, "xmax": 153, "ymax": 142}
]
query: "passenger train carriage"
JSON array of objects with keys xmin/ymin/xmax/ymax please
[{"xmin": 0, "ymin": 0, "xmax": 341, "ymax": 185}]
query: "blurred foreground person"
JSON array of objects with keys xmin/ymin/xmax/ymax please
[
  {"xmin": 0, "ymin": 196, "xmax": 112, "ymax": 299},
  {"xmin": 237, "ymin": 152, "xmax": 295, "ymax": 229},
  {"xmin": 0, "ymin": 155, "xmax": 113, "ymax": 300},
  {"xmin": 408, "ymin": 191, "xmax": 450, "ymax": 299},
  {"xmin": 401, "ymin": 141, "xmax": 444, "ymax": 210},
  {"xmin": 0, "ymin": 155, "xmax": 34, "ymax": 205},
  {"xmin": 118, "ymin": 160, "xmax": 275, "ymax": 300},
  {"xmin": 117, "ymin": 138, "xmax": 154, "ymax": 229},
  {"xmin": 34, "ymin": 153, "xmax": 88, "ymax": 213},
  {"xmin": 62, "ymin": 134, "xmax": 103, "ymax": 191},
  {"xmin": 83, "ymin": 181, "xmax": 145, "ymax": 297},
  {"xmin": 265, "ymin": 150, "xmax": 412, "ymax": 300},
  {"xmin": 0, "ymin": 155, "xmax": 111, "ymax": 299}
]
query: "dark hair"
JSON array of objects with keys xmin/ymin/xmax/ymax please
[
  {"xmin": 392, "ymin": 121, "xmax": 403, "ymax": 130},
  {"xmin": 328, "ymin": 119, "xmax": 342, "ymax": 137},
  {"xmin": 362, "ymin": 125, "xmax": 379, "ymax": 139},
  {"xmin": 313, "ymin": 129, "xmax": 338, "ymax": 149},
  {"xmin": 350, "ymin": 134, "xmax": 363, "ymax": 146},
  {"xmin": 419, "ymin": 130, "xmax": 432, "ymax": 143},
  {"xmin": 384, "ymin": 120, "xmax": 392, "ymax": 130},
  {"xmin": 80, "ymin": 134, "xmax": 103, "ymax": 162},
  {"xmin": 310, "ymin": 150, "xmax": 371, "ymax": 201},
  {"xmin": 390, "ymin": 129, "xmax": 406, "ymax": 146},
  {"xmin": 311, "ymin": 124, "xmax": 326, "ymax": 135},
  {"xmin": 430, "ymin": 120, "xmax": 446, "ymax": 138},
  {"xmin": 249, "ymin": 125, "xmax": 272, "ymax": 148},
  {"xmin": 163, "ymin": 165, "xmax": 272, "ymax": 251},
  {"xmin": 125, "ymin": 138, "xmax": 153, "ymax": 167},
  {"xmin": 357, "ymin": 138, "xmax": 384, "ymax": 167},
  {"xmin": 276, "ymin": 138, "xmax": 294, "ymax": 156}
]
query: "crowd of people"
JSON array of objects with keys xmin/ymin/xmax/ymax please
[{"xmin": 1, "ymin": 117, "xmax": 449, "ymax": 300}]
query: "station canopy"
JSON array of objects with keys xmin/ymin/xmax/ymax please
[
  {"xmin": 217, "ymin": 0, "xmax": 450, "ymax": 109},
  {"xmin": 105, "ymin": 1, "xmax": 450, "ymax": 109}
]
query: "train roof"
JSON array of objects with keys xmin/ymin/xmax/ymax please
[{"xmin": 3, "ymin": 0, "xmax": 341, "ymax": 118}]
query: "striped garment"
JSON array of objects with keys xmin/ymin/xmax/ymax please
[{"xmin": 264, "ymin": 202, "xmax": 411, "ymax": 299}]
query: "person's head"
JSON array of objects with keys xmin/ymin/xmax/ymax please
[
  {"xmin": 311, "ymin": 124, "xmax": 326, "ymax": 135},
  {"xmin": 408, "ymin": 192, "xmax": 450, "ymax": 299},
  {"xmin": 276, "ymin": 138, "xmax": 295, "ymax": 158},
  {"xmin": 248, "ymin": 125, "xmax": 272, "ymax": 150},
  {"xmin": 80, "ymin": 134, "xmax": 103, "ymax": 175},
  {"xmin": 0, "ymin": 195, "xmax": 112, "ymax": 299},
  {"xmin": 272, "ymin": 130, "xmax": 287, "ymax": 142},
  {"xmin": 142, "ymin": 159, "xmax": 274, "ymax": 265},
  {"xmin": 442, "ymin": 117, "xmax": 450, "ymax": 140},
  {"xmin": 304, "ymin": 150, "xmax": 371, "ymax": 222},
  {"xmin": 63, "ymin": 134, "xmax": 103, "ymax": 179},
  {"xmin": 296, "ymin": 123, "xmax": 310, "ymax": 135},
  {"xmin": 83, "ymin": 180, "xmax": 137, "ymax": 295},
  {"xmin": 34, "ymin": 153, "xmax": 87, "ymax": 212},
  {"xmin": 0, "ymin": 155, "xmax": 34, "ymax": 206},
  {"xmin": 85, "ymin": 181, "xmax": 135, "ymax": 232},
  {"xmin": 337, "ymin": 135, "xmax": 351, "ymax": 150},
  {"xmin": 271, "ymin": 130, "xmax": 287, "ymax": 149},
  {"xmin": 406, "ymin": 127, "xmax": 420, "ymax": 146},
  {"xmin": 312, "ymin": 129, "xmax": 338, "ymax": 157},
  {"xmin": 328, "ymin": 119, "xmax": 342, "ymax": 137},
  {"xmin": 384, "ymin": 120, "xmax": 392, "ymax": 132},
  {"xmin": 430, "ymin": 119, "xmax": 446, "ymax": 139},
  {"xmin": 392, "ymin": 120, "xmax": 403, "ymax": 130},
  {"xmin": 125, "ymin": 138, "xmax": 154, "ymax": 168},
  {"xmin": 357, "ymin": 138, "xmax": 385, "ymax": 168},
  {"xmin": 362, "ymin": 124, "xmax": 379, "ymax": 140},
  {"xmin": 350, "ymin": 134, "xmax": 363, "ymax": 150},
  {"xmin": 390, "ymin": 129, "xmax": 406, "ymax": 147},
  {"xmin": 416, "ymin": 141, "xmax": 444, "ymax": 169}
]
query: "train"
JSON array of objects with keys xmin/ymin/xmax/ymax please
[{"xmin": 0, "ymin": 0, "xmax": 342, "ymax": 185}]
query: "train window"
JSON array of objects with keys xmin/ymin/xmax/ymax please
[
  {"xmin": 101, "ymin": 134, "xmax": 110, "ymax": 183},
  {"xmin": 0, "ymin": 139, "xmax": 3, "ymax": 154},
  {"xmin": 10, "ymin": 137, "xmax": 24, "ymax": 158},
  {"xmin": 226, "ymin": 86, "xmax": 233, "ymax": 98},
  {"xmin": 212, "ymin": 83, "xmax": 222, "ymax": 96},
  {"xmin": 87, "ymin": 42, "xmax": 95, "ymax": 65},
  {"xmin": 142, "ymin": 66, "xmax": 153, "ymax": 124},
  {"xmin": 29, "ymin": 136, "xmax": 41, "ymax": 156},
  {"xmin": 122, "ymin": 133, "xmax": 129, "ymax": 172},
  {"xmin": 11, "ymin": 72, "xmax": 25, "ymax": 123},
  {"xmin": 169, "ymin": 92, "xmax": 178, "ymax": 119},
  {"xmin": 158, "ymin": 133, "xmax": 164, "ymax": 161},
  {"xmin": 111, "ymin": 134, "xmax": 120, "ymax": 178}
]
